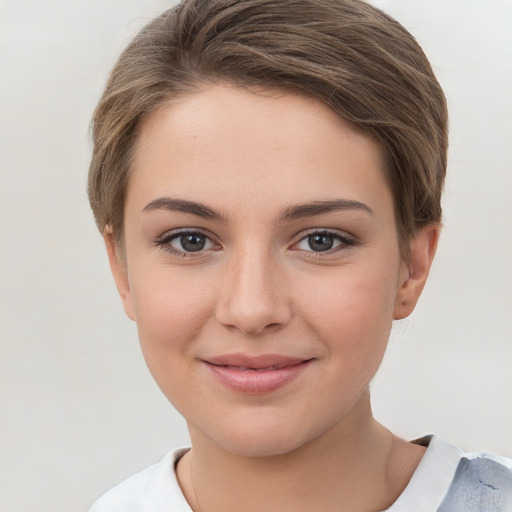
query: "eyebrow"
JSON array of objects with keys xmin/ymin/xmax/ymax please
[
  {"xmin": 143, "ymin": 197, "xmax": 229, "ymax": 222},
  {"xmin": 142, "ymin": 197, "xmax": 373, "ymax": 222},
  {"xmin": 277, "ymin": 199, "xmax": 373, "ymax": 222}
]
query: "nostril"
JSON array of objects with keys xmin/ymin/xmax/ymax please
[{"xmin": 214, "ymin": 266, "xmax": 292, "ymax": 334}]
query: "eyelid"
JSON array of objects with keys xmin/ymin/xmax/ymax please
[
  {"xmin": 156, "ymin": 227, "xmax": 215, "ymax": 239},
  {"xmin": 154, "ymin": 228, "xmax": 221, "ymax": 257},
  {"xmin": 290, "ymin": 228, "xmax": 358, "ymax": 254}
]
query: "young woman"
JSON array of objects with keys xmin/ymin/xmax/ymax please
[{"xmin": 88, "ymin": 1, "xmax": 512, "ymax": 510}]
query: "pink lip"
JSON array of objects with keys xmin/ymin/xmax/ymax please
[{"xmin": 203, "ymin": 354, "xmax": 313, "ymax": 394}]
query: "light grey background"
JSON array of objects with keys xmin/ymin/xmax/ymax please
[{"xmin": 1, "ymin": 1, "xmax": 511, "ymax": 511}]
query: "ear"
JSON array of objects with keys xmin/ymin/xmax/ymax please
[
  {"xmin": 393, "ymin": 224, "xmax": 440, "ymax": 320},
  {"xmin": 103, "ymin": 229, "xmax": 136, "ymax": 321}
]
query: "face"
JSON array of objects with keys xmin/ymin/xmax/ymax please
[{"xmin": 108, "ymin": 85, "xmax": 436, "ymax": 457}]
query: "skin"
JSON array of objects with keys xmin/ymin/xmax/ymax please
[{"xmin": 106, "ymin": 85, "xmax": 439, "ymax": 512}]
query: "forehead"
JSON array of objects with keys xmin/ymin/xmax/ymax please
[{"xmin": 127, "ymin": 85, "xmax": 391, "ymax": 219}]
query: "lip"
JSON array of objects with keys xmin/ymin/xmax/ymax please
[{"xmin": 202, "ymin": 353, "xmax": 314, "ymax": 394}]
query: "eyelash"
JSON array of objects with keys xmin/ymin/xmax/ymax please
[
  {"xmin": 293, "ymin": 230, "xmax": 357, "ymax": 258},
  {"xmin": 154, "ymin": 229, "xmax": 220, "ymax": 258},
  {"xmin": 154, "ymin": 229, "xmax": 357, "ymax": 258}
]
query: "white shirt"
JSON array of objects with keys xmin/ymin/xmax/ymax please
[{"xmin": 90, "ymin": 436, "xmax": 512, "ymax": 512}]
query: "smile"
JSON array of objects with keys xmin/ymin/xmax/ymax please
[
  {"xmin": 203, "ymin": 354, "xmax": 314, "ymax": 394},
  {"xmin": 218, "ymin": 364, "xmax": 290, "ymax": 371}
]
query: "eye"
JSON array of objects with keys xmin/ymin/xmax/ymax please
[
  {"xmin": 294, "ymin": 230, "xmax": 355, "ymax": 253},
  {"xmin": 155, "ymin": 230, "xmax": 219, "ymax": 256}
]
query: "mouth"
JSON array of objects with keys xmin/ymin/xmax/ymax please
[
  {"xmin": 213, "ymin": 364, "xmax": 296, "ymax": 371},
  {"xmin": 202, "ymin": 354, "xmax": 314, "ymax": 394}
]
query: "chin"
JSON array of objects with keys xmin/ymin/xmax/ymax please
[
  {"xmin": 201, "ymin": 413, "xmax": 326, "ymax": 458},
  {"xmin": 220, "ymin": 431, "xmax": 306, "ymax": 458}
]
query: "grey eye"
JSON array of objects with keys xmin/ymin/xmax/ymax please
[
  {"xmin": 307, "ymin": 233, "xmax": 335, "ymax": 252},
  {"xmin": 295, "ymin": 231, "xmax": 354, "ymax": 254},
  {"xmin": 171, "ymin": 232, "xmax": 212, "ymax": 252}
]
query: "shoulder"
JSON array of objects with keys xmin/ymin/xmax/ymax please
[
  {"xmin": 89, "ymin": 448, "xmax": 191, "ymax": 512},
  {"xmin": 438, "ymin": 450, "xmax": 512, "ymax": 512},
  {"xmin": 386, "ymin": 436, "xmax": 512, "ymax": 512}
]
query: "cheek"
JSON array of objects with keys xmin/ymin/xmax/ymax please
[
  {"xmin": 129, "ymin": 267, "xmax": 215, "ymax": 382},
  {"xmin": 296, "ymin": 264, "xmax": 398, "ymax": 364}
]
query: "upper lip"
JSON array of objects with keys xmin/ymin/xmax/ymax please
[{"xmin": 204, "ymin": 353, "xmax": 311, "ymax": 370}]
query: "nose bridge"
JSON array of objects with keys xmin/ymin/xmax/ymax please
[{"xmin": 216, "ymin": 243, "xmax": 290, "ymax": 335}]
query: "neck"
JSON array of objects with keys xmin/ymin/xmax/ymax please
[{"xmin": 177, "ymin": 391, "xmax": 424, "ymax": 512}]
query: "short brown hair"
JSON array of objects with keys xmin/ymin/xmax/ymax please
[{"xmin": 88, "ymin": 0, "xmax": 448, "ymax": 261}]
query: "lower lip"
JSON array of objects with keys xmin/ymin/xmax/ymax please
[{"xmin": 204, "ymin": 360, "xmax": 313, "ymax": 394}]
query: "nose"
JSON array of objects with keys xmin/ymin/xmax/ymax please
[{"xmin": 215, "ymin": 248, "xmax": 292, "ymax": 336}]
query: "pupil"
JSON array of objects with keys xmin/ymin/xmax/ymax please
[
  {"xmin": 309, "ymin": 234, "xmax": 333, "ymax": 252},
  {"xmin": 181, "ymin": 233, "xmax": 205, "ymax": 252}
]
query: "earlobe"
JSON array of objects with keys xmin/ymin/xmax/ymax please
[
  {"xmin": 393, "ymin": 225, "xmax": 440, "ymax": 320},
  {"xmin": 103, "ymin": 230, "xmax": 136, "ymax": 321}
]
